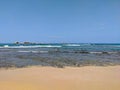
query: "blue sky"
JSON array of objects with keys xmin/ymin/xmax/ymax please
[{"xmin": 0, "ymin": 0, "xmax": 120, "ymax": 43}]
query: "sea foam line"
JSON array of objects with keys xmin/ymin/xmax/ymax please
[
  {"xmin": 64, "ymin": 44, "xmax": 81, "ymax": 46},
  {"xmin": 0, "ymin": 45, "xmax": 62, "ymax": 48},
  {"xmin": 18, "ymin": 50, "xmax": 48, "ymax": 53}
]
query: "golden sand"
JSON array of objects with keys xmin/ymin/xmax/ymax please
[{"xmin": 0, "ymin": 66, "xmax": 120, "ymax": 90}]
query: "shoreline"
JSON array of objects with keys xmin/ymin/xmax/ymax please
[
  {"xmin": 0, "ymin": 65, "xmax": 120, "ymax": 90},
  {"xmin": 0, "ymin": 64, "xmax": 120, "ymax": 70}
]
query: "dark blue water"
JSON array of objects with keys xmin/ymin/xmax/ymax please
[{"xmin": 0, "ymin": 43, "xmax": 120, "ymax": 68}]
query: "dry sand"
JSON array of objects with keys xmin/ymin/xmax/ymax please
[{"xmin": 0, "ymin": 66, "xmax": 120, "ymax": 90}]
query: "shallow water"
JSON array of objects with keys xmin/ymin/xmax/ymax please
[{"xmin": 0, "ymin": 43, "xmax": 120, "ymax": 68}]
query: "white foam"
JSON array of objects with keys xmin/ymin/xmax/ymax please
[
  {"xmin": 39, "ymin": 51, "xmax": 48, "ymax": 53},
  {"xmin": 90, "ymin": 52, "xmax": 102, "ymax": 54},
  {"xmin": 90, "ymin": 51, "xmax": 118, "ymax": 54},
  {"xmin": 18, "ymin": 50, "xmax": 48, "ymax": 53},
  {"xmin": 18, "ymin": 51, "xmax": 31, "ymax": 53},
  {"xmin": 39, "ymin": 45, "xmax": 62, "ymax": 48},
  {"xmin": 3, "ymin": 45, "xmax": 9, "ymax": 48},
  {"xmin": 65, "ymin": 44, "xmax": 80, "ymax": 47},
  {"xmin": 1, "ymin": 45, "xmax": 62, "ymax": 48}
]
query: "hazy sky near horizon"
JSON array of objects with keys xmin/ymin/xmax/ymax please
[{"xmin": 0, "ymin": 0, "xmax": 120, "ymax": 43}]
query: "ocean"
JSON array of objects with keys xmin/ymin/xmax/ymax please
[{"xmin": 0, "ymin": 43, "xmax": 120, "ymax": 68}]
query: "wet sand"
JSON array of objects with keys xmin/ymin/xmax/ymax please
[{"xmin": 0, "ymin": 66, "xmax": 120, "ymax": 90}]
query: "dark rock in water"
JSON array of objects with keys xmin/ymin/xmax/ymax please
[
  {"xmin": 79, "ymin": 50, "xmax": 90, "ymax": 54},
  {"xmin": 102, "ymin": 51, "xmax": 109, "ymax": 54},
  {"xmin": 15, "ymin": 41, "xmax": 36, "ymax": 45},
  {"xmin": 15, "ymin": 42, "xmax": 20, "ymax": 44},
  {"xmin": 24, "ymin": 42, "xmax": 31, "ymax": 44},
  {"xmin": 117, "ymin": 52, "xmax": 120, "ymax": 54}
]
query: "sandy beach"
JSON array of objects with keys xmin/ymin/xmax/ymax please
[{"xmin": 0, "ymin": 66, "xmax": 120, "ymax": 90}]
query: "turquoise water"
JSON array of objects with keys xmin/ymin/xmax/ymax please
[
  {"xmin": 0, "ymin": 43, "xmax": 120, "ymax": 52},
  {"xmin": 0, "ymin": 43, "xmax": 120, "ymax": 68}
]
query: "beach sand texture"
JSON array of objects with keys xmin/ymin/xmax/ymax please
[{"xmin": 0, "ymin": 66, "xmax": 120, "ymax": 90}]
